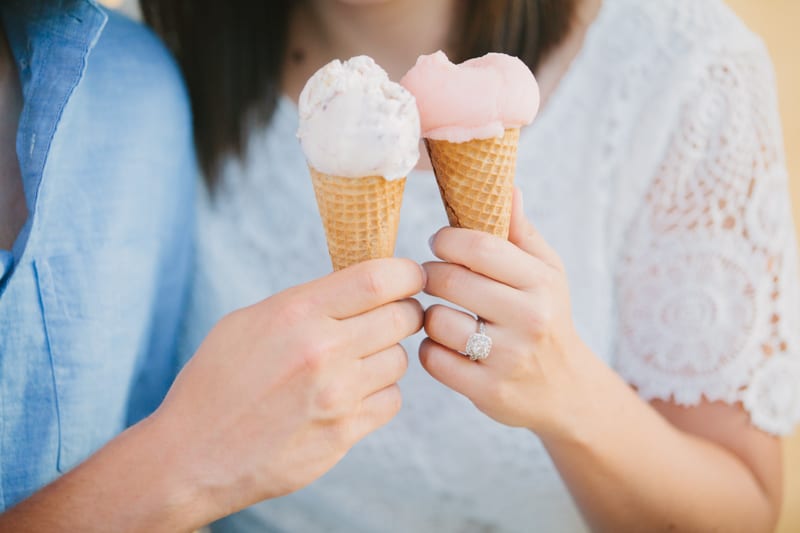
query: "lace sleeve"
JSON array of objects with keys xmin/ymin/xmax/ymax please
[{"xmin": 614, "ymin": 45, "xmax": 800, "ymax": 435}]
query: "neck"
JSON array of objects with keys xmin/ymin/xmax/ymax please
[
  {"xmin": 535, "ymin": 0, "xmax": 603, "ymax": 106},
  {"xmin": 295, "ymin": 0, "xmax": 457, "ymax": 82},
  {"xmin": 575, "ymin": 0, "xmax": 603, "ymax": 30}
]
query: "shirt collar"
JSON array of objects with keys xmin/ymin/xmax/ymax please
[{"xmin": 0, "ymin": 0, "xmax": 107, "ymax": 263}]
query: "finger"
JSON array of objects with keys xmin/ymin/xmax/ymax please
[
  {"xmin": 422, "ymin": 261, "xmax": 523, "ymax": 324},
  {"xmin": 309, "ymin": 258, "xmax": 426, "ymax": 319},
  {"xmin": 418, "ymin": 338, "xmax": 486, "ymax": 399},
  {"xmin": 357, "ymin": 344, "xmax": 409, "ymax": 398},
  {"xmin": 351, "ymin": 384, "xmax": 403, "ymax": 441},
  {"xmin": 342, "ymin": 298, "xmax": 423, "ymax": 357},
  {"xmin": 424, "ymin": 304, "xmax": 500, "ymax": 357},
  {"xmin": 429, "ymin": 226, "xmax": 549, "ymax": 290},
  {"xmin": 508, "ymin": 188, "xmax": 563, "ymax": 270}
]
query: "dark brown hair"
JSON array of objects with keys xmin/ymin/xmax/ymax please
[{"xmin": 141, "ymin": 0, "xmax": 577, "ymax": 186}]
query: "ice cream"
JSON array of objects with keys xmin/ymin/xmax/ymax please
[
  {"xmin": 400, "ymin": 50, "xmax": 539, "ymax": 143},
  {"xmin": 298, "ymin": 56, "xmax": 420, "ymax": 270},
  {"xmin": 401, "ymin": 51, "xmax": 539, "ymax": 238},
  {"xmin": 298, "ymin": 55, "xmax": 420, "ymax": 180}
]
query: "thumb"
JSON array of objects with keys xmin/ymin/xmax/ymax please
[{"xmin": 508, "ymin": 187, "xmax": 562, "ymax": 269}]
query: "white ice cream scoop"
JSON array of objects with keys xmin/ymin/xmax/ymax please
[{"xmin": 297, "ymin": 55, "xmax": 420, "ymax": 180}]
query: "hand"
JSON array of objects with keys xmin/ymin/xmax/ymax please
[
  {"xmin": 151, "ymin": 258, "xmax": 424, "ymax": 520},
  {"xmin": 420, "ymin": 189, "xmax": 591, "ymax": 436}
]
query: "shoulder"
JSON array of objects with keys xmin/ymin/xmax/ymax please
[
  {"xmin": 599, "ymin": 0, "xmax": 778, "ymax": 138},
  {"xmin": 83, "ymin": 8, "xmax": 191, "ymax": 133},
  {"xmin": 58, "ymin": 7, "xmax": 196, "ymax": 203},
  {"xmin": 584, "ymin": 0, "xmax": 776, "ymax": 136},
  {"xmin": 40, "ymin": 6, "xmax": 196, "ymax": 251},
  {"xmin": 618, "ymin": 0, "xmax": 771, "ymax": 67}
]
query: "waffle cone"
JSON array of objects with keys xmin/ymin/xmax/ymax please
[
  {"xmin": 309, "ymin": 167, "xmax": 406, "ymax": 271},
  {"xmin": 425, "ymin": 127, "xmax": 520, "ymax": 238}
]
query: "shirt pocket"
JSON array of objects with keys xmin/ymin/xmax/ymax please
[{"xmin": 35, "ymin": 247, "xmax": 154, "ymax": 473}]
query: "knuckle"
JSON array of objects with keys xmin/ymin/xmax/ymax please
[
  {"xmin": 544, "ymin": 269, "xmax": 562, "ymax": 288},
  {"xmin": 279, "ymin": 297, "xmax": 313, "ymax": 328},
  {"xmin": 441, "ymin": 266, "xmax": 465, "ymax": 294},
  {"xmin": 362, "ymin": 268, "xmax": 388, "ymax": 301},
  {"xmin": 299, "ymin": 349, "xmax": 324, "ymax": 375},
  {"xmin": 384, "ymin": 385, "xmax": 403, "ymax": 417},
  {"xmin": 471, "ymin": 232, "xmax": 497, "ymax": 263},
  {"xmin": 521, "ymin": 304, "xmax": 549, "ymax": 335},
  {"xmin": 484, "ymin": 379, "xmax": 508, "ymax": 405},
  {"xmin": 548, "ymin": 252, "xmax": 566, "ymax": 272},
  {"xmin": 393, "ymin": 346, "xmax": 409, "ymax": 377},
  {"xmin": 326, "ymin": 418, "xmax": 354, "ymax": 448},
  {"xmin": 297, "ymin": 338, "xmax": 333, "ymax": 374},
  {"xmin": 494, "ymin": 381, "xmax": 515, "ymax": 408},
  {"xmin": 315, "ymin": 383, "xmax": 344, "ymax": 414},
  {"xmin": 388, "ymin": 304, "xmax": 408, "ymax": 333},
  {"xmin": 507, "ymin": 347, "xmax": 534, "ymax": 377},
  {"xmin": 518, "ymin": 304, "xmax": 538, "ymax": 327}
]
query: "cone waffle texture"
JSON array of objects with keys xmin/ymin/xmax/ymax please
[
  {"xmin": 425, "ymin": 127, "xmax": 520, "ymax": 238},
  {"xmin": 309, "ymin": 167, "xmax": 406, "ymax": 271}
]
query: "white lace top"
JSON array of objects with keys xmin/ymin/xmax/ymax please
[{"xmin": 182, "ymin": 0, "xmax": 800, "ymax": 530}]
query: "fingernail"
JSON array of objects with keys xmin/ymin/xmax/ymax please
[
  {"xmin": 419, "ymin": 263, "xmax": 428, "ymax": 287},
  {"xmin": 428, "ymin": 232, "xmax": 436, "ymax": 252}
]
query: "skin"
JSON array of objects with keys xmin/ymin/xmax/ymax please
[
  {"xmin": 286, "ymin": 0, "xmax": 782, "ymax": 531},
  {"xmin": 0, "ymin": 19, "xmax": 425, "ymax": 532},
  {"xmin": 0, "ymin": 26, "xmax": 26, "ymax": 250}
]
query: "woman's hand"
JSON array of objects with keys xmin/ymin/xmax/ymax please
[
  {"xmin": 152, "ymin": 258, "xmax": 424, "ymax": 523},
  {"xmin": 420, "ymin": 189, "xmax": 592, "ymax": 436}
]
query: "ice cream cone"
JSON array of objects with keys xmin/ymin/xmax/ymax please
[
  {"xmin": 424, "ymin": 127, "xmax": 519, "ymax": 239},
  {"xmin": 309, "ymin": 166, "xmax": 406, "ymax": 271}
]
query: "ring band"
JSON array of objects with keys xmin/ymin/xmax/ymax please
[{"xmin": 465, "ymin": 318, "xmax": 492, "ymax": 361}]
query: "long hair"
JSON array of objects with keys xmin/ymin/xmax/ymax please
[{"xmin": 140, "ymin": 0, "xmax": 577, "ymax": 186}]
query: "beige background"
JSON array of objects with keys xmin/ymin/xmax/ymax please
[{"xmin": 98, "ymin": 0, "xmax": 800, "ymax": 530}]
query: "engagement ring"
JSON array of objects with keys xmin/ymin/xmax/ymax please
[{"xmin": 465, "ymin": 318, "xmax": 492, "ymax": 361}]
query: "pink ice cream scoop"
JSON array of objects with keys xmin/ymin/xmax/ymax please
[{"xmin": 400, "ymin": 50, "xmax": 540, "ymax": 142}]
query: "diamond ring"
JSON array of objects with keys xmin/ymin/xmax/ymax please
[{"xmin": 465, "ymin": 318, "xmax": 492, "ymax": 361}]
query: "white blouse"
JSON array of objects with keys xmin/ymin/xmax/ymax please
[{"xmin": 182, "ymin": 0, "xmax": 800, "ymax": 530}]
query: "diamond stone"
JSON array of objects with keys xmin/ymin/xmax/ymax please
[{"xmin": 465, "ymin": 333, "xmax": 492, "ymax": 361}]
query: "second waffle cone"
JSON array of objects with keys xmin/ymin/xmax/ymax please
[{"xmin": 425, "ymin": 127, "xmax": 520, "ymax": 238}]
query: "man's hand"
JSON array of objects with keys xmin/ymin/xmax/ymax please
[
  {"xmin": 0, "ymin": 258, "xmax": 424, "ymax": 532},
  {"xmin": 159, "ymin": 257, "xmax": 425, "ymax": 517}
]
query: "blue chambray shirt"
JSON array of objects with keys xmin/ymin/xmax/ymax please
[{"xmin": 0, "ymin": 0, "xmax": 195, "ymax": 510}]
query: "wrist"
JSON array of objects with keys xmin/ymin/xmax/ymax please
[
  {"xmin": 122, "ymin": 411, "xmax": 221, "ymax": 531},
  {"xmin": 533, "ymin": 340, "xmax": 620, "ymax": 447},
  {"xmin": 137, "ymin": 409, "xmax": 232, "ymax": 530}
]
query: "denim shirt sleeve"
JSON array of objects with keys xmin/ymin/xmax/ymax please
[{"xmin": 0, "ymin": 4, "xmax": 196, "ymax": 509}]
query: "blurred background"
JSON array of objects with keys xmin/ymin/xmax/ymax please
[{"xmin": 100, "ymin": 0, "xmax": 799, "ymax": 530}]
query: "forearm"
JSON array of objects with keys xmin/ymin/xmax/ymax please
[
  {"xmin": 0, "ymin": 414, "xmax": 213, "ymax": 533},
  {"xmin": 542, "ymin": 349, "xmax": 778, "ymax": 533}
]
